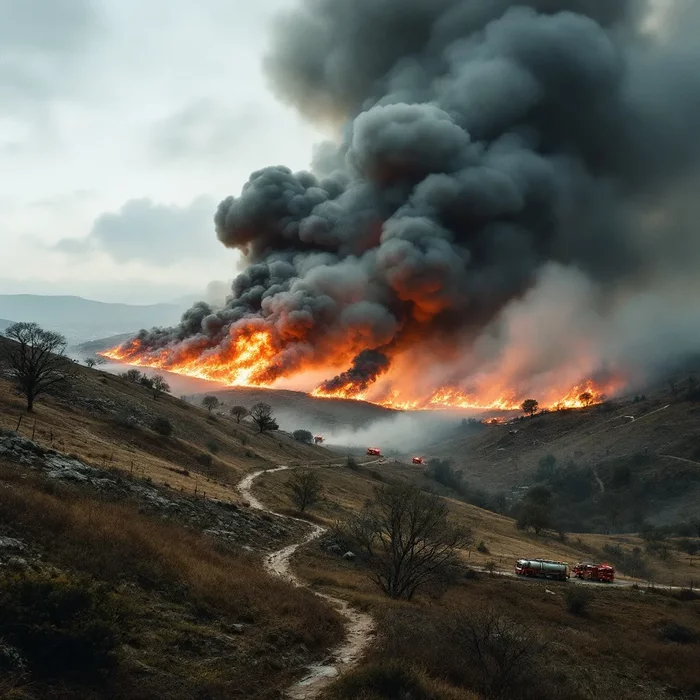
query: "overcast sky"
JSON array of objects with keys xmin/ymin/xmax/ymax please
[{"xmin": 0, "ymin": 0, "xmax": 322, "ymax": 304}]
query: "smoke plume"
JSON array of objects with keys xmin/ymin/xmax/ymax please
[{"xmin": 113, "ymin": 0, "xmax": 700, "ymax": 406}]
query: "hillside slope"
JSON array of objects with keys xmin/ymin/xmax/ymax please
[
  {"xmin": 192, "ymin": 387, "xmax": 399, "ymax": 434},
  {"xmin": 0, "ymin": 294, "xmax": 183, "ymax": 341},
  {"xmin": 421, "ymin": 389, "xmax": 700, "ymax": 527},
  {"xmin": 0, "ymin": 350, "xmax": 336, "ymax": 503}
]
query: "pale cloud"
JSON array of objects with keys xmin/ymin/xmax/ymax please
[
  {"xmin": 56, "ymin": 196, "xmax": 219, "ymax": 265},
  {"xmin": 0, "ymin": 0, "xmax": 323, "ymax": 303}
]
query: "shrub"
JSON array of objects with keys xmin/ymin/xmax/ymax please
[
  {"xmin": 676, "ymin": 538, "xmax": 700, "ymax": 555},
  {"xmin": 113, "ymin": 412, "xmax": 138, "ymax": 429},
  {"xmin": 286, "ymin": 469, "xmax": 323, "ymax": 513},
  {"xmin": 196, "ymin": 453, "xmax": 213, "ymax": 468},
  {"xmin": 0, "ymin": 571, "xmax": 122, "ymax": 681},
  {"xmin": 326, "ymin": 660, "xmax": 436, "ymax": 700},
  {"xmin": 565, "ymin": 588, "xmax": 592, "ymax": 616},
  {"xmin": 601, "ymin": 544, "xmax": 651, "ymax": 579},
  {"xmin": 151, "ymin": 416, "xmax": 173, "ymax": 437},
  {"xmin": 477, "ymin": 540, "xmax": 490, "ymax": 554},
  {"xmin": 293, "ymin": 429, "xmax": 314, "ymax": 444},
  {"xmin": 346, "ymin": 455, "xmax": 360, "ymax": 470},
  {"xmin": 659, "ymin": 622, "xmax": 699, "ymax": 644},
  {"xmin": 206, "ymin": 440, "xmax": 220, "ymax": 454}
]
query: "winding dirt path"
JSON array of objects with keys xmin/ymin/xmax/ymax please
[{"xmin": 238, "ymin": 466, "xmax": 374, "ymax": 700}]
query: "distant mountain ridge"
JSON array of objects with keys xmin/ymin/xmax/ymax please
[{"xmin": 0, "ymin": 294, "xmax": 184, "ymax": 342}]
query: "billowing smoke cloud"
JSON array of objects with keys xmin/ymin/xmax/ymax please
[
  {"xmin": 112, "ymin": 0, "xmax": 700, "ymax": 405},
  {"xmin": 318, "ymin": 349, "xmax": 391, "ymax": 395}
]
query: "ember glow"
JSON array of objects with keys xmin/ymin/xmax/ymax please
[
  {"xmin": 103, "ymin": 326, "xmax": 281, "ymax": 386},
  {"xmin": 312, "ymin": 375, "xmax": 622, "ymax": 412},
  {"xmin": 104, "ymin": 331, "xmax": 622, "ymax": 413}
]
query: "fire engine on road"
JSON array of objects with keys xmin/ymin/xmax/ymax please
[
  {"xmin": 412, "ymin": 456, "xmax": 424, "ymax": 464},
  {"xmin": 366, "ymin": 447, "xmax": 381, "ymax": 456},
  {"xmin": 572, "ymin": 562, "xmax": 615, "ymax": 582},
  {"xmin": 515, "ymin": 559, "xmax": 569, "ymax": 581}
]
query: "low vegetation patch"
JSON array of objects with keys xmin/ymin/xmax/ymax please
[{"xmin": 0, "ymin": 465, "xmax": 343, "ymax": 699}]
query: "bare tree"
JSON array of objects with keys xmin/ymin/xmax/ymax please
[
  {"xmin": 453, "ymin": 609, "xmax": 544, "ymax": 698},
  {"xmin": 286, "ymin": 469, "xmax": 322, "ymax": 512},
  {"xmin": 120, "ymin": 368, "xmax": 143, "ymax": 383},
  {"xmin": 520, "ymin": 398, "xmax": 539, "ymax": 416},
  {"xmin": 346, "ymin": 482, "xmax": 471, "ymax": 600},
  {"xmin": 230, "ymin": 405, "xmax": 248, "ymax": 423},
  {"xmin": 202, "ymin": 395, "xmax": 220, "ymax": 413},
  {"xmin": 151, "ymin": 374, "xmax": 170, "ymax": 400},
  {"xmin": 249, "ymin": 402, "xmax": 278, "ymax": 432},
  {"xmin": 85, "ymin": 357, "xmax": 97, "ymax": 368},
  {"xmin": 1, "ymin": 322, "xmax": 76, "ymax": 412}
]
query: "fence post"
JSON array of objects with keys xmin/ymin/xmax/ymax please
[
  {"xmin": 15, "ymin": 414, "xmax": 22, "ymax": 433},
  {"xmin": 31, "ymin": 420, "xmax": 36, "ymax": 441}
]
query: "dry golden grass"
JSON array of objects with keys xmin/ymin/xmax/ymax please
[
  {"xmin": 0, "ymin": 463, "xmax": 344, "ymax": 700},
  {"xmin": 0, "ymin": 366, "xmax": 335, "ymax": 505},
  {"xmin": 255, "ymin": 463, "xmax": 700, "ymax": 586},
  {"xmin": 293, "ymin": 543, "xmax": 700, "ymax": 700}
]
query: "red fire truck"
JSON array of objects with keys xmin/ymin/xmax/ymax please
[
  {"xmin": 412, "ymin": 456, "xmax": 424, "ymax": 464},
  {"xmin": 313, "ymin": 435, "xmax": 324, "ymax": 444},
  {"xmin": 515, "ymin": 559, "xmax": 569, "ymax": 581},
  {"xmin": 366, "ymin": 447, "xmax": 381, "ymax": 456},
  {"xmin": 572, "ymin": 562, "xmax": 615, "ymax": 583}
]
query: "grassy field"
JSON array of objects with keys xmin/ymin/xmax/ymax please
[
  {"xmin": 422, "ymin": 391, "xmax": 700, "ymax": 501},
  {"xmin": 0, "ymin": 360, "xmax": 335, "ymax": 505},
  {"xmin": 248, "ymin": 462, "xmax": 700, "ymax": 700},
  {"xmin": 253, "ymin": 461, "xmax": 700, "ymax": 587},
  {"xmin": 0, "ymin": 461, "xmax": 343, "ymax": 699}
]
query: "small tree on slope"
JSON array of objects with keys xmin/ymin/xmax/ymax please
[
  {"xmin": 346, "ymin": 482, "xmax": 472, "ymax": 600},
  {"xmin": 286, "ymin": 469, "xmax": 322, "ymax": 512},
  {"xmin": 249, "ymin": 402, "xmax": 278, "ymax": 433},
  {"xmin": 2, "ymin": 322, "xmax": 76, "ymax": 412}
]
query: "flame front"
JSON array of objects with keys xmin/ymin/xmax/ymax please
[
  {"xmin": 102, "ymin": 327, "xmax": 280, "ymax": 387},
  {"xmin": 103, "ymin": 324, "xmax": 625, "ymax": 413},
  {"xmin": 313, "ymin": 377, "xmax": 619, "ymax": 412}
]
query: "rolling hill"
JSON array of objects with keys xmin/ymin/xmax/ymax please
[
  {"xmin": 191, "ymin": 386, "xmax": 400, "ymax": 434},
  {"xmin": 0, "ymin": 338, "xmax": 698, "ymax": 700},
  {"xmin": 0, "ymin": 294, "xmax": 183, "ymax": 342}
]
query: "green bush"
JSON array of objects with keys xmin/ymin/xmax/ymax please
[
  {"xmin": 477, "ymin": 540, "xmax": 490, "ymax": 554},
  {"xmin": 0, "ymin": 571, "xmax": 122, "ymax": 681},
  {"xmin": 564, "ymin": 588, "xmax": 592, "ymax": 616},
  {"xmin": 151, "ymin": 416, "xmax": 173, "ymax": 437},
  {"xmin": 113, "ymin": 412, "xmax": 138, "ymax": 429},
  {"xmin": 659, "ymin": 622, "xmax": 698, "ymax": 644},
  {"xmin": 327, "ymin": 660, "xmax": 437, "ymax": 700},
  {"xmin": 197, "ymin": 453, "xmax": 213, "ymax": 468},
  {"xmin": 293, "ymin": 429, "xmax": 313, "ymax": 444}
]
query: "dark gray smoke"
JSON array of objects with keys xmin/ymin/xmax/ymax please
[
  {"xmin": 318, "ymin": 349, "xmax": 391, "ymax": 394},
  {"xmin": 116, "ymin": 0, "xmax": 700, "ymax": 398}
]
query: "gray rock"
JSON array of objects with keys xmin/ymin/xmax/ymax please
[
  {"xmin": 342, "ymin": 551, "xmax": 356, "ymax": 560},
  {"xmin": 0, "ymin": 536, "xmax": 25, "ymax": 551}
]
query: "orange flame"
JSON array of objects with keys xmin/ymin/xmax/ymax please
[
  {"xmin": 102, "ymin": 327, "xmax": 280, "ymax": 387},
  {"xmin": 103, "ymin": 328, "xmax": 624, "ymax": 413}
]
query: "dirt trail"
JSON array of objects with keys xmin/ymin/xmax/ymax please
[{"xmin": 238, "ymin": 466, "xmax": 374, "ymax": 700}]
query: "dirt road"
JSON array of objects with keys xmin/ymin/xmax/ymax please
[{"xmin": 238, "ymin": 467, "xmax": 374, "ymax": 700}]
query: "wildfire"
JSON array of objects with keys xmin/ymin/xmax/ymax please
[
  {"xmin": 310, "ymin": 375, "xmax": 617, "ymax": 412},
  {"xmin": 102, "ymin": 327, "xmax": 279, "ymax": 387},
  {"xmin": 103, "ymin": 329, "xmax": 623, "ymax": 414}
]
